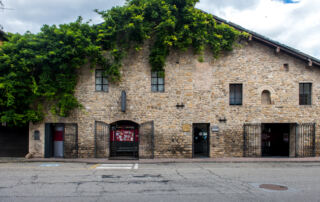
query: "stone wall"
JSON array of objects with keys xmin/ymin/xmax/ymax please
[{"xmin": 29, "ymin": 39, "xmax": 320, "ymax": 158}]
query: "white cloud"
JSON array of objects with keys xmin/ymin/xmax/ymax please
[
  {"xmin": 0, "ymin": 0, "xmax": 126, "ymax": 33},
  {"xmin": 196, "ymin": 0, "xmax": 320, "ymax": 58}
]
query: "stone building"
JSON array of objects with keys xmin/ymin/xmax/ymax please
[{"xmin": 28, "ymin": 16, "xmax": 320, "ymax": 159}]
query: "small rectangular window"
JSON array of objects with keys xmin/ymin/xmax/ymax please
[
  {"xmin": 230, "ymin": 84, "xmax": 243, "ymax": 105},
  {"xmin": 95, "ymin": 69, "xmax": 108, "ymax": 92},
  {"xmin": 299, "ymin": 83, "xmax": 312, "ymax": 105},
  {"xmin": 151, "ymin": 71, "xmax": 164, "ymax": 92}
]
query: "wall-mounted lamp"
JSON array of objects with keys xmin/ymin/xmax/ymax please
[
  {"xmin": 219, "ymin": 117, "xmax": 227, "ymax": 123},
  {"xmin": 121, "ymin": 90, "xmax": 126, "ymax": 112},
  {"xmin": 176, "ymin": 103, "xmax": 185, "ymax": 109}
]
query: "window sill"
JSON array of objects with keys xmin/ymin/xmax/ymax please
[{"xmin": 151, "ymin": 91, "xmax": 165, "ymax": 93}]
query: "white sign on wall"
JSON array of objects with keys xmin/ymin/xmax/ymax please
[{"xmin": 211, "ymin": 126, "xmax": 219, "ymax": 132}]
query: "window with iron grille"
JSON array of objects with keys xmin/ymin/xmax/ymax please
[
  {"xmin": 299, "ymin": 83, "xmax": 312, "ymax": 105},
  {"xmin": 151, "ymin": 71, "xmax": 164, "ymax": 92},
  {"xmin": 95, "ymin": 69, "xmax": 108, "ymax": 92},
  {"xmin": 230, "ymin": 84, "xmax": 243, "ymax": 105}
]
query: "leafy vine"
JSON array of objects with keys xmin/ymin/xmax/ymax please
[{"xmin": 0, "ymin": 0, "xmax": 247, "ymax": 126}]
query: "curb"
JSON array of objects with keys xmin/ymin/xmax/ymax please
[{"xmin": 1, "ymin": 158, "xmax": 320, "ymax": 164}]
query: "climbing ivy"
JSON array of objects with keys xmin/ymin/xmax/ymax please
[
  {"xmin": 96, "ymin": 0, "xmax": 248, "ymax": 76},
  {"xmin": 0, "ymin": 17, "xmax": 105, "ymax": 126},
  {"xmin": 0, "ymin": 0, "xmax": 247, "ymax": 126}
]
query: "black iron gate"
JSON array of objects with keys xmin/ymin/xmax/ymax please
[
  {"xmin": 45, "ymin": 123, "xmax": 78, "ymax": 158},
  {"xmin": 243, "ymin": 123, "xmax": 261, "ymax": 157},
  {"xmin": 110, "ymin": 122, "xmax": 139, "ymax": 158},
  {"xmin": 63, "ymin": 123, "xmax": 78, "ymax": 158},
  {"xmin": 94, "ymin": 121, "xmax": 109, "ymax": 158},
  {"xmin": 296, "ymin": 123, "xmax": 316, "ymax": 157},
  {"xmin": 139, "ymin": 121, "xmax": 154, "ymax": 159}
]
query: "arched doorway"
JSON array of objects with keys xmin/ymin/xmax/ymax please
[
  {"xmin": 110, "ymin": 120, "xmax": 139, "ymax": 159},
  {"xmin": 94, "ymin": 120, "xmax": 154, "ymax": 159}
]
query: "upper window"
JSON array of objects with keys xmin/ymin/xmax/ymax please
[
  {"xmin": 299, "ymin": 83, "xmax": 312, "ymax": 105},
  {"xmin": 151, "ymin": 71, "xmax": 164, "ymax": 92},
  {"xmin": 95, "ymin": 69, "xmax": 108, "ymax": 92},
  {"xmin": 230, "ymin": 84, "xmax": 243, "ymax": 105}
]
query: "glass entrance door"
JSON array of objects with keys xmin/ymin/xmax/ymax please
[{"xmin": 193, "ymin": 123, "xmax": 210, "ymax": 158}]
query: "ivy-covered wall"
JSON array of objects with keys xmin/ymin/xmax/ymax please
[
  {"xmin": 0, "ymin": 0, "xmax": 246, "ymax": 126},
  {"xmin": 28, "ymin": 40, "xmax": 320, "ymax": 158}
]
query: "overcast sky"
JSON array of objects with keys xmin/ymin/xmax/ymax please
[{"xmin": 0, "ymin": 0, "xmax": 319, "ymax": 59}]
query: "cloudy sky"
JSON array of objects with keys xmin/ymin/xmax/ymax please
[{"xmin": 0, "ymin": 0, "xmax": 319, "ymax": 59}]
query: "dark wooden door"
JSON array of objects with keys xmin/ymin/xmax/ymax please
[
  {"xmin": 64, "ymin": 123, "xmax": 78, "ymax": 158},
  {"xmin": 94, "ymin": 121, "xmax": 109, "ymax": 158},
  {"xmin": 139, "ymin": 121, "xmax": 154, "ymax": 159}
]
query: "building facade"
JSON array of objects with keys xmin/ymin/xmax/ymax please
[{"xmin": 28, "ymin": 20, "xmax": 320, "ymax": 159}]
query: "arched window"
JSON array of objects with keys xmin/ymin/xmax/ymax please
[{"xmin": 261, "ymin": 90, "xmax": 271, "ymax": 105}]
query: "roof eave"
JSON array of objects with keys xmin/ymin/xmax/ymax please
[{"xmin": 207, "ymin": 12, "xmax": 320, "ymax": 67}]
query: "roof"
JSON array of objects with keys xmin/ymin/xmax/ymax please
[
  {"xmin": 210, "ymin": 13, "xmax": 320, "ymax": 67},
  {"xmin": 90, "ymin": 10, "xmax": 320, "ymax": 67}
]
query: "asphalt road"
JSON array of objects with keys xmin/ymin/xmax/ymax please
[{"xmin": 0, "ymin": 162, "xmax": 320, "ymax": 202}]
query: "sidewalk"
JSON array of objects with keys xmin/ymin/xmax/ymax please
[{"xmin": 1, "ymin": 157, "xmax": 320, "ymax": 164}]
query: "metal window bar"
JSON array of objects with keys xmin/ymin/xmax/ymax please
[
  {"xmin": 94, "ymin": 121, "xmax": 109, "ymax": 158},
  {"xmin": 139, "ymin": 121, "xmax": 155, "ymax": 159},
  {"xmin": 299, "ymin": 83, "xmax": 312, "ymax": 105},
  {"xmin": 96, "ymin": 70, "xmax": 108, "ymax": 92},
  {"xmin": 151, "ymin": 71, "xmax": 164, "ymax": 92},
  {"xmin": 151, "ymin": 121, "xmax": 155, "ymax": 159},
  {"xmin": 230, "ymin": 84, "xmax": 243, "ymax": 105},
  {"xmin": 296, "ymin": 123, "xmax": 315, "ymax": 157},
  {"xmin": 64, "ymin": 123, "xmax": 78, "ymax": 158},
  {"xmin": 243, "ymin": 123, "xmax": 261, "ymax": 157}
]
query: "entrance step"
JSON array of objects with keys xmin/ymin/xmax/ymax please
[{"xmin": 109, "ymin": 156, "xmax": 138, "ymax": 160}]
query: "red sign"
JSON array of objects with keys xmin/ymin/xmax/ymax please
[
  {"xmin": 54, "ymin": 131, "xmax": 63, "ymax": 141},
  {"xmin": 115, "ymin": 129, "xmax": 134, "ymax": 142},
  {"xmin": 110, "ymin": 127, "xmax": 139, "ymax": 142}
]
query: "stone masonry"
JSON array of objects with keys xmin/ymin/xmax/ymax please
[{"xmin": 29, "ymin": 39, "xmax": 320, "ymax": 158}]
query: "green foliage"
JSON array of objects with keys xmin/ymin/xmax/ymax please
[
  {"xmin": 0, "ymin": 17, "xmax": 104, "ymax": 126},
  {"xmin": 0, "ymin": 0, "xmax": 247, "ymax": 126},
  {"xmin": 96, "ymin": 0, "xmax": 246, "ymax": 72}
]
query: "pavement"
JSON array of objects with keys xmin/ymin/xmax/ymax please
[
  {"xmin": 1, "ymin": 157, "xmax": 320, "ymax": 164},
  {"xmin": 1, "ymin": 161, "xmax": 320, "ymax": 201}
]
